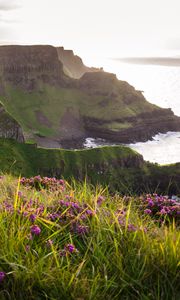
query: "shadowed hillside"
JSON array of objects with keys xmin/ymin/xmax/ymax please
[{"xmin": 0, "ymin": 138, "xmax": 180, "ymax": 195}]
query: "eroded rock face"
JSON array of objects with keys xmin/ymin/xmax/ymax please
[
  {"xmin": 0, "ymin": 45, "xmax": 67, "ymax": 90},
  {"xmin": 56, "ymin": 47, "xmax": 101, "ymax": 79},
  {"xmin": 83, "ymin": 109, "xmax": 180, "ymax": 144},
  {"xmin": 0, "ymin": 104, "xmax": 24, "ymax": 142}
]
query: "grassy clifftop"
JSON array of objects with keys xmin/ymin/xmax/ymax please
[{"xmin": 0, "ymin": 138, "xmax": 180, "ymax": 195}]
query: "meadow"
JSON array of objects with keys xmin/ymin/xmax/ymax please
[{"xmin": 0, "ymin": 175, "xmax": 179, "ymax": 299}]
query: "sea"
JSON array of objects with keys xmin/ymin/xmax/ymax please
[{"xmin": 83, "ymin": 56, "xmax": 180, "ymax": 165}]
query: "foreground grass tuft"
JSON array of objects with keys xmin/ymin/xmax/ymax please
[{"xmin": 0, "ymin": 175, "xmax": 179, "ymax": 299}]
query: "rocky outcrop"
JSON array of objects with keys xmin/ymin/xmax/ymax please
[
  {"xmin": 56, "ymin": 47, "xmax": 102, "ymax": 79},
  {"xmin": 0, "ymin": 45, "xmax": 67, "ymax": 91},
  {"xmin": 0, "ymin": 104, "xmax": 24, "ymax": 142},
  {"xmin": 83, "ymin": 108, "xmax": 180, "ymax": 143}
]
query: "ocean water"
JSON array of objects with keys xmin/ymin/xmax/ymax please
[{"xmin": 84, "ymin": 57, "xmax": 180, "ymax": 164}]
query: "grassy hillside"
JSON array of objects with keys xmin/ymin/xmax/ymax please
[
  {"xmin": 0, "ymin": 175, "xmax": 179, "ymax": 299},
  {"xmin": 0, "ymin": 139, "xmax": 142, "ymax": 190},
  {"xmin": 1, "ymin": 81, "xmax": 158, "ymax": 142},
  {"xmin": 0, "ymin": 138, "xmax": 180, "ymax": 195}
]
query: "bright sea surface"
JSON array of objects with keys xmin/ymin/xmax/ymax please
[{"xmin": 83, "ymin": 56, "xmax": 180, "ymax": 165}]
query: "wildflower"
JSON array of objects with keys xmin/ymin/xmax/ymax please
[
  {"xmin": 144, "ymin": 209, "xmax": 152, "ymax": 214},
  {"xmin": 29, "ymin": 214, "xmax": 36, "ymax": 223},
  {"xmin": 86, "ymin": 209, "xmax": 95, "ymax": 216},
  {"xmin": 30, "ymin": 225, "xmax": 41, "ymax": 235},
  {"xmin": 0, "ymin": 272, "xmax": 5, "ymax": 282},
  {"xmin": 71, "ymin": 223, "xmax": 89, "ymax": 235},
  {"xmin": 97, "ymin": 196, "xmax": 105, "ymax": 205},
  {"xmin": 127, "ymin": 224, "xmax": 137, "ymax": 232},
  {"xmin": 160, "ymin": 208, "xmax": 167, "ymax": 215},
  {"xmin": 65, "ymin": 244, "xmax": 76, "ymax": 253},
  {"xmin": 148, "ymin": 199, "xmax": 154, "ymax": 207}
]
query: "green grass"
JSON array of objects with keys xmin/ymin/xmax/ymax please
[
  {"xmin": 0, "ymin": 138, "xmax": 143, "ymax": 191},
  {"xmin": 99, "ymin": 121, "xmax": 133, "ymax": 131},
  {"xmin": 0, "ymin": 175, "xmax": 179, "ymax": 299},
  {"xmin": 0, "ymin": 82, "xmax": 159, "ymax": 141},
  {"xmin": 0, "ymin": 138, "xmax": 180, "ymax": 195}
]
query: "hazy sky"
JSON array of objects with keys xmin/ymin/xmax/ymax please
[{"xmin": 0, "ymin": 0, "xmax": 180, "ymax": 60}]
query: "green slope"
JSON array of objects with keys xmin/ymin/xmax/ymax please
[
  {"xmin": 0, "ymin": 138, "xmax": 180, "ymax": 195},
  {"xmin": 1, "ymin": 82, "xmax": 158, "ymax": 141}
]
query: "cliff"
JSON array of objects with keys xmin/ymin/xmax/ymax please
[
  {"xmin": 0, "ymin": 45, "xmax": 67, "ymax": 91},
  {"xmin": 56, "ymin": 46, "xmax": 101, "ymax": 79},
  {"xmin": 0, "ymin": 103, "xmax": 24, "ymax": 142},
  {"xmin": 0, "ymin": 45, "xmax": 180, "ymax": 148}
]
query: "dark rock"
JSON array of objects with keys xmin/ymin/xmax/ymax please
[{"xmin": 0, "ymin": 104, "xmax": 24, "ymax": 142}]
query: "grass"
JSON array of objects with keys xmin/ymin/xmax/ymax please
[
  {"xmin": 0, "ymin": 175, "xmax": 179, "ymax": 299},
  {"xmin": 1, "ymin": 138, "xmax": 180, "ymax": 195},
  {"xmin": 0, "ymin": 138, "xmax": 143, "ymax": 191},
  {"xmin": 0, "ymin": 81, "xmax": 159, "ymax": 141}
]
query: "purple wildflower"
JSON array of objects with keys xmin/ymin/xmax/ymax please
[
  {"xmin": 127, "ymin": 224, "xmax": 137, "ymax": 232},
  {"xmin": 65, "ymin": 244, "xmax": 76, "ymax": 253},
  {"xmin": 30, "ymin": 225, "xmax": 41, "ymax": 235},
  {"xmin": 144, "ymin": 209, "xmax": 152, "ymax": 214},
  {"xmin": 97, "ymin": 196, "xmax": 105, "ymax": 206},
  {"xmin": 18, "ymin": 191, "xmax": 23, "ymax": 198},
  {"xmin": 160, "ymin": 208, "xmax": 167, "ymax": 215},
  {"xmin": 148, "ymin": 199, "xmax": 154, "ymax": 207},
  {"xmin": 29, "ymin": 214, "xmax": 36, "ymax": 223},
  {"xmin": 86, "ymin": 209, "xmax": 95, "ymax": 216}
]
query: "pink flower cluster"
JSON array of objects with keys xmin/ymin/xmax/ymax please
[
  {"xmin": 141, "ymin": 194, "xmax": 180, "ymax": 224},
  {"xmin": 20, "ymin": 176, "xmax": 65, "ymax": 191}
]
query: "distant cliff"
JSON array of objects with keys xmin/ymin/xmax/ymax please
[
  {"xmin": 0, "ymin": 45, "xmax": 180, "ymax": 148},
  {"xmin": 56, "ymin": 47, "xmax": 101, "ymax": 79}
]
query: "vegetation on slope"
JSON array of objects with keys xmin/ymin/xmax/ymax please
[
  {"xmin": 0, "ymin": 80, "xmax": 159, "ymax": 142},
  {"xmin": 0, "ymin": 138, "xmax": 180, "ymax": 195},
  {"xmin": 0, "ymin": 175, "xmax": 179, "ymax": 299}
]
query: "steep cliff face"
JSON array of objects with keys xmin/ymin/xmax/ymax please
[
  {"xmin": 0, "ymin": 104, "xmax": 24, "ymax": 142},
  {"xmin": 0, "ymin": 45, "xmax": 180, "ymax": 148},
  {"xmin": 0, "ymin": 45, "xmax": 67, "ymax": 91},
  {"xmin": 56, "ymin": 47, "xmax": 101, "ymax": 79}
]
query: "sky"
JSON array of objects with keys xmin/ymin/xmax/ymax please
[{"xmin": 0, "ymin": 0, "xmax": 180, "ymax": 62}]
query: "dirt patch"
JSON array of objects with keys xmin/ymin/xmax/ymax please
[
  {"xmin": 59, "ymin": 107, "xmax": 86, "ymax": 139},
  {"xmin": 35, "ymin": 136, "xmax": 62, "ymax": 148}
]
